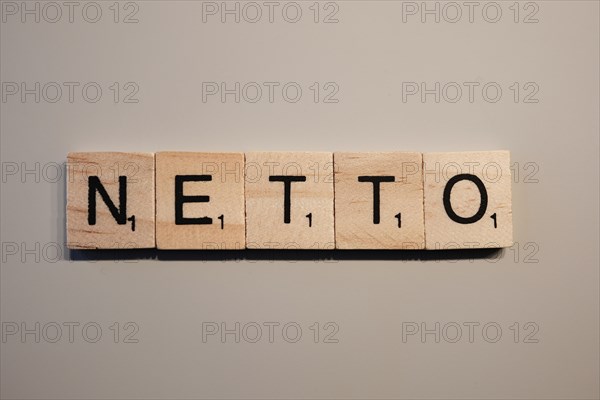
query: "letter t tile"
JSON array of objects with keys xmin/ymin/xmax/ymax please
[
  {"xmin": 244, "ymin": 152, "xmax": 335, "ymax": 249},
  {"xmin": 334, "ymin": 152, "xmax": 425, "ymax": 249}
]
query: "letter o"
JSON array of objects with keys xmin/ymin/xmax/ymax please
[
  {"xmin": 482, "ymin": 82, "xmax": 502, "ymax": 103},
  {"xmin": 242, "ymin": 322, "xmax": 262, "ymax": 343},
  {"xmin": 82, "ymin": 322, "xmax": 102, "ymax": 343},
  {"xmin": 282, "ymin": 322, "xmax": 302, "ymax": 343},
  {"xmin": 442, "ymin": 322, "xmax": 462, "ymax": 343},
  {"xmin": 442, "ymin": 82, "xmax": 462, "ymax": 103},
  {"xmin": 244, "ymin": 162, "xmax": 261, "ymax": 183},
  {"xmin": 443, "ymin": 174, "xmax": 488, "ymax": 224},
  {"xmin": 442, "ymin": 2, "xmax": 462, "ymax": 23},
  {"xmin": 42, "ymin": 82, "xmax": 62, "ymax": 103},
  {"xmin": 42, "ymin": 322, "xmax": 62, "ymax": 343},
  {"xmin": 482, "ymin": 2, "xmax": 502, "ymax": 23},
  {"xmin": 482, "ymin": 322, "xmax": 502, "ymax": 343},
  {"xmin": 82, "ymin": 2, "xmax": 102, "ymax": 23},
  {"xmin": 242, "ymin": 2, "xmax": 262, "ymax": 22},
  {"xmin": 82, "ymin": 82, "xmax": 102, "ymax": 103},
  {"xmin": 242, "ymin": 82, "xmax": 262, "ymax": 103},
  {"xmin": 282, "ymin": 82, "xmax": 302, "ymax": 103},
  {"xmin": 282, "ymin": 2, "xmax": 302, "ymax": 23},
  {"xmin": 42, "ymin": 2, "xmax": 62, "ymax": 22}
]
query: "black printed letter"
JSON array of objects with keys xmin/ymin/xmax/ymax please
[
  {"xmin": 358, "ymin": 176, "xmax": 395, "ymax": 224},
  {"xmin": 269, "ymin": 175, "xmax": 307, "ymax": 224},
  {"xmin": 88, "ymin": 176, "xmax": 127, "ymax": 226},
  {"xmin": 175, "ymin": 175, "xmax": 212, "ymax": 225},
  {"xmin": 443, "ymin": 174, "xmax": 488, "ymax": 224}
]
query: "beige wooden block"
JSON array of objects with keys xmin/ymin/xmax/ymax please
[
  {"xmin": 423, "ymin": 151, "xmax": 513, "ymax": 249},
  {"xmin": 155, "ymin": 152, "xmax": 245, "ymax": 250},
  {"xmin": 66, "ymin": 152, "xmax": 155, "ymax": 249},
  {"xmin": 334, "ymin": 152, "xmax": 425, "ymax": 249},
  {"xmin": 245, "ymin": 152, "xmax": 334, "ymax": 249}
]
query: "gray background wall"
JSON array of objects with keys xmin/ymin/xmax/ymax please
[{"xmin": 1, "ymin": 1, "xmax": 599, "ymax": 399}]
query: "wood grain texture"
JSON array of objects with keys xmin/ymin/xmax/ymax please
[
  {"xmin": 66, "ymin": 152, "xmax": 155, "ymax": 249},
  {"xmin": 423, "ymin": 151, "xmax": 513, "ymax": 249},
  {"xmin": 245, "ymin": 152, "xmax": 334, "ymax": 249},
  {"xmin": 334, "ymin": 152, "xmax": 425, "ymax": 249},
  {"xmin": 155, "ymin": 152, "xmax": 245, "ymax": 249}
]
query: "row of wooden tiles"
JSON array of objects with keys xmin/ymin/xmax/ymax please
[{"xmin": 66, "ymin": 151, "xmax": 513, "ymax": 250}]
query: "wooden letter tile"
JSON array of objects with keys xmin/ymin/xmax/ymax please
[
  {"xmin": 423, "ymin": 151, "xmax": 513, "ymax": 249},
  {"xmin": 67, "ymin": 152, "xmax": 155, "ymax": 249},
  {"xmin": 245, "ymin": 152, "xmax": 334, "ymax": 249},
  {"xmin": 155, "ymin": 152, "xmax": 245, "ymax": 249},
  {"xmin": 334, "ymin": 152, "xmax": 425, "ymax": 249}
]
